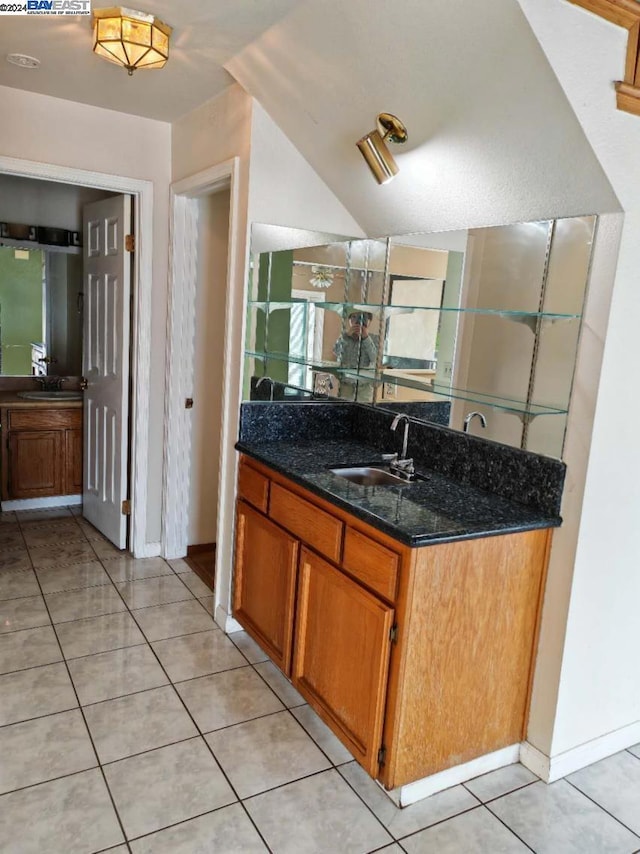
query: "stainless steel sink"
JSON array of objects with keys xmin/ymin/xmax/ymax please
[
  {"xmin": 17, "ymin": 391, "xmax": 83, "ymax": 401},
  {"xmin": 330, "ymin": 466, "xmax": 412, "ymax": 486}
]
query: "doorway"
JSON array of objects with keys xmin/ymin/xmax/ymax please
[
  {"xmin": 0, "ymin": 156, "xmax": 154, "ymax": 557},
  {"xmin": 162, "ymin": 157, "xmax": 241, "ymax": 630}
]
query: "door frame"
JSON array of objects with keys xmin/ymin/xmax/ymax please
[
  {"xmin": 162, "ymin": 158, "xmax": 242, "ymax": 631},
  {"xmin": 0, "ymin": 155, "xmax": 153, "ymax": 557}
]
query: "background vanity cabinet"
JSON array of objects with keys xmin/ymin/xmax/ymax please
[
  {"xmin": 233, "ymin": 454, "xmax": 551, "ymax": 789},
  {"xmin": 1, "ymin": 407, "xmax": 83, "ymax": 500}
]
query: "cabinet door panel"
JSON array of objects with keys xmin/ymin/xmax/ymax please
[
  {"xmin": 65, "ymin": 428, "xmax": 83, "ymax": 495},
  {"xmin": 8, "ymin": 430, "xmax": 64, "ymax": 498},
  {"xmin": 293, "ymin": 547, "xmax": 394, "ymax": 776},
  {"xmin": 233, "ymin": 501, "xmax": 299, "ymax": 675}
]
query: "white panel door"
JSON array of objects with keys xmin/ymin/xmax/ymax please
[{"xmin": 82, "ymin": 195, "xmax": 132, "ymax": 548}]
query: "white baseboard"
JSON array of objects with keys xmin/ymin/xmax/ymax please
[
  {"xmin": 133, "ymin": 541, "xmax": 162, "ymax": 559},
  {"xmin": 385, "ymin": 744, "xmax": 521, "ymax": 807},
  {"xmin": 2, "ymin": 495, "xmax": 82, "ymax": 511},
  {"xmin": 522, "ymin": 718, "xmax": 640, "ymax": 783},
  {"xmin": 214, "ymin": 604, "xmax": 242, "ymax": 634}
]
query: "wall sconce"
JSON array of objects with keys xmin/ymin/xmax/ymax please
[
  {"xmin": 356, "ymin": 113, "xmax": 408, "ymax": 184},
  {"xmin": 93, "ymin": 7, "xmax": 172, "ymax": 76}
]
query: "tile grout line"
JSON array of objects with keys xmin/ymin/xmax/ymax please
[
  {"xmin": 480, "ymin": 802, "xmax": 538, "ymax": 853},
  {"xmin": 104, "ymin": 578, "xmax": 277, "ymax": 854},
  {"xmin": 6, "ymin": 539, "xmax": 134, "ymax": 854},
  {"xmin": 563, "ymin": 778, "xmax": 640, "ymax": 843}
]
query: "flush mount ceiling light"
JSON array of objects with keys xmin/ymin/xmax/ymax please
[
  {"xmin": 356, "ymin": 113, "xmax": 408, "ymax": 185},
  {"xmin": 92, "ymin": 7, "xmax": 172, "ymax": 76},
  {"xmin": 6, "ymin": 54, "xmax": 40, "ymax": 69}
]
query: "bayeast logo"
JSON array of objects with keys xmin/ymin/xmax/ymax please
[{"xmin": 26, "ymin": 0, "xmax": 91, "ymax": 13}]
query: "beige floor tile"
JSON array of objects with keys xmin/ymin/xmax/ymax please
[
  {"xmin": 84, "ymin": 685, "xmax": 198, "ymax": 763},
  {"xmin": 254, "ymin": 660, "xmax": 305, "ymax": 708},
  {"xmin": 465, "ymin": 763, "xmax": 538, "ymax": 803},
  {"xmin": 0, "ymin": 570, "xmax": 40, "ymax": 602},
  {"xmin": 0, "ymin": 595, "xmax": 50, "ymax": 634},
  {"xmin": 206, "ymin": 710, "xmax": 330, "ymax": 799},
  {"xmin": 131, "ymin": 599, "xmax": 214, "ymax": 641},
  {"xmin": 102, "ymin": 555, "xmax": 174, "ymax": 583},
  {"xmin": 0, "ymin": 625, "xmax": 62, "ymax": 675},
  {"xmin": 178, "ymin": 571, "xmax": 212, "ymax": 598},
  {"xmin": 0, "ymin": 709, "xmax": 96, "ymax": 794},
  {"xmin": 402, "ymin": 805, "xmax": 529, "ymax": 853},
  {"xmin": 198, "ymin": 595, "xmax": 214, "ymax": 615},
  {"xmin": 488, "ymin": 780, "xmax": 640, "ymax": 854},
  {"xmin": 91, "ymin": 539, "xmax": 128, "ymax": 560},
  {"xmin": 0, "ymin": 662, "xmax": 77, "ymax": 726},
  {"xmin": 104, "ymin": 737, "xmax": 236, "ymax": 840},
  {"xmin": 568, "ymin": 750, "xmax": 640, "ymax": 836},
  {"xmin": 22, "ymin": 522, "xmax": 85, "ymax": 548},
  {"xmin": 116, "ymin": 574, "xmax": 194, "ymax": 609},
  {"xmin": 291, "ymin": 704, "xmax": 353, "ymax": 765},
  {"xmin": 0, "ymin": 530, "xmax": 26, "ymax": 551},
  {"xmin": 0, "ymin": 551, "xmax": 32, "ymax": 573},
  {"xmin": 56, "ymin": 610, "xmax": 146, "ymax": 659},
  {"xmin": 129, "ymin": 803, "xmax": 268, "ymax": 854},
  {"xmin": 227, "ymin": 629, "xmax": 269, "ymax": 663},
  {"xmin": 176, "ymin": 666, "xmax": 284, "ymax": 732},
  {"xmin": 35, "ymin": 560, "xmax": 111, "ymax": 594},
  {"xmin": 339, "ymin": 761, "xmax": 480, "ymax": 839},
  {"xmin": 45, "ymin": 584, "xmax": 125, "ymax": 624},
  {"xmin": 0, "ymin": 768, "xmax": 124, "ymax": 854},
  {"xmin": 151, "ymin": 628, "xmax": 245, "ymax": 682},
  {"xmin": 245, "ymin": 768, "xmax": 392, "ymax": 853},
  {"xmin": 168, "ymin": 558, "xmax": 191, "ymax": 574},
  {"xmin": 67, "ymin": 643, "xmax": 168, "ymax": 705},
  {"xmin": 16, "ymin": 507, "xmax": 72, "ymax": 523},
  {"xmin": 29, "ymin": 541, "xmax": 98, "ymax": 570}
]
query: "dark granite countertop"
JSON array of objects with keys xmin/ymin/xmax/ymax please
[{"xmin": 236, "ymin": 437, "xmax": 561, "ymax": 547}]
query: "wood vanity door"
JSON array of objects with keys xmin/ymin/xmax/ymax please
[
  {"xmin": 8, "ymin": 430, "xmax": 64, "ymax": 498},
  {"xmin": 233, "ymin": 501, "xmax": 299, "ymax": 675},
  {"xmin": 292, "ymin": 547, "xmax": 394, "ymax": 776}
]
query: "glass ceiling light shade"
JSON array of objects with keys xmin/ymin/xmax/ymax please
[
  {"xmin": 309, "ymin": 265, "xmax": 334, "ymax": 289},
  {"xmin": 93, "ymin": 7, "xmax": 172, "ymax": 76},
  {"xmin": 356, "ymin": 113, "xmax": 408, "ymax": 185}
]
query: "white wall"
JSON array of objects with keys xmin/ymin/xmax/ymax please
[
  {"xmin": 227, "ymin": 0, "xmax": 620, "ymax": 237},
  {"xmin": 188, "ymin": 190, "xmax": 230, "ymax": 545},
  {"xmin": 0, "ymin": 84, "xmax": 171, "ymax": 547},
  {"xmin": 518, "ymin": 0, "xmax": 640, "ymax": 767}
]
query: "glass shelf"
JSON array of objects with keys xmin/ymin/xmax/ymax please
[
  {"xmin": 246, "ymin": 299, "xmax": 581, "ymax": 324},
  {"xmin": 245, "ymin": 349, "xmax": 568, "ymax": 419},
  {"xmin": 380, "ymin": 371, "xmax": 568, "ymax": 418}
]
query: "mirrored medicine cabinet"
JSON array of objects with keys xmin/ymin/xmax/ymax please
[{"xmin": 243, "ymin": 216, "xmax": 597, "ymax": 459}]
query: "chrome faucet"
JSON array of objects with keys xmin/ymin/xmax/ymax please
[
  {"xmin": 463, "ymin": 411, "xmax": 487, "ymax": 433},
  {"xmin": 255, "ymin": 376, "xmax": 275, "ymax": 401},
  {"xmin": 389, "ymin": 414, "xmax": 415, "ymax": 479}
]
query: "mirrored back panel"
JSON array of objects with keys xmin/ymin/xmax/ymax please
[{"xmin": 243, "ymin": 217, "xmax": 596, "ymax": 459}]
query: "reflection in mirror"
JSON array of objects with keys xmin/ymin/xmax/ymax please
[
  {"xmin": 0, "ymin": 245, "xmax": 82, "ymax": 377},
  {"xmin": 243, "ymin": 217, "xmax": 596, "ymax": 459}
]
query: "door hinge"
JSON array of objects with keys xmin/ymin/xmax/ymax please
[
  {"xmin": 389, "ymin": 624, "xmax": 398, "ymax": 644},
  {"xmin": 121, "ymin": 499, "xmax": 131, "ymax": 516},
  {"xmin": 185, "ymin": 398, "xmax": 194, "ymax": 409},
  {"xmin": 377, "ymin": 745, "xmax": 387, "ymax": 767},
  {"xmin": 125, "ymin": 234, "xmax": 135, "ymax": 252}
]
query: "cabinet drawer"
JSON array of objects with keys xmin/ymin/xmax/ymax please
[
  {"xmin": 343, "ymin": 527, "xmax": 400, "ymax": 603},
  {"xmin": 8, "ymin": 408, "xmax": 82, "ymax": 431},
  {"xmin": 270, "ymin": 482, "xmax": 343, "ymax": 564},
  {"xmin": 238, "ymin": 461, "xmax": 270, "ymax": 512}
]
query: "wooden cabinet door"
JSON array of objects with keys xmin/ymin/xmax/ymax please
[
  {"xmin": 233, "ymin": 500, "xmax": 299, "ymax": 675},
  {"xmin": 292, "ymin": 547, "xmax": 394, "ymax": 776},
  {"xmin": 65, "ymin": 428, "xmax": 83, "ymax": 495},
  {"xmin": 8, "ymin": 430, "xmax": 64, "ymax": 498}
]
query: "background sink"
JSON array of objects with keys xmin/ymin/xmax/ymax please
[
  {"xmin": 17, "ymin": 391, "xmax": 83, "ymax": 402},
  {"xmin": 330, "ymin": 466, "xmax": 411, "ymax": 486}
]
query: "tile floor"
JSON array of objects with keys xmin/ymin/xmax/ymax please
[{"xmin": 1, "ymin": 506, "xmax": 640, "ymax": 853}]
